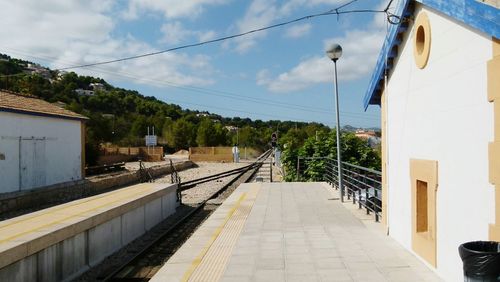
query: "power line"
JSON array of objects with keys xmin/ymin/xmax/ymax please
[
  {"xmin": 0, "ymin": 0, "xmax": 392, "ymax": 124},
  {"xmin": 164, "ymin": 98, "xmax": 310, "ymax": 121},
  {"xmin": 0, "ymin": 1, "xmax": 401, "ymax": 76},
  {"xmin": 50, "ymin": 2, "xmax": 397, "ymax": 71},
  {"xmin": 163, "ymin": 97, "xmax": 378, "ymax": 123},
  {"xmin": 384, "ymin": 0, "xmax": 395, "ymax": 12},
  {"xmin": 56, "ymin": 3, "xmax": 359, "ymax": 70},
  {"xmin": 85, "ymin": 65, "xmax": 380, "ymax": 121},
  {"xmin": 18, "ymin": 49, "xmax": 376, "ymax": 123},
  {"xmin": 333, "ymin": 0, "xmax": 359, "ymax": 11},
  {"xmin": 87, "ymin": 66, "xmax": 380, "ymax": 119},
  {"xmin": 0, "ymin": 47, "xmax": 380, "ymax": 120}
]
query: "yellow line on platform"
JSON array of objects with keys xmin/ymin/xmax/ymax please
[
  {"xmin": 181, "ymin": 192, "xmax": 247, "ymax": 282},
  {"xmin": 0, "ymin": 184, "xmax": 146, "ymax": 230},
  {"xmin": 0, "ymin": 187, "xmax": 153, "ymax": 244}
]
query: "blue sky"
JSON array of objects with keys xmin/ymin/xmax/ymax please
[{"xmin": 0, "ymin": 0, "xmax": 395, "ymax": 128}]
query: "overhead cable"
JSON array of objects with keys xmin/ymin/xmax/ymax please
[
  {"xmin": 0, "ymin": 0, "xmax": 401, "ymax": 75},
  {"xmin": 0, "ymin": 46, "xmax": 380, "ymax": 120},
  {"xmin": 54, "ymin": 1, "xmax": 399, "ymax": 71}
]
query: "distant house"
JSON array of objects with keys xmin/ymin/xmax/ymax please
[
  {"xmin": 354, "ymin": 130, "xmax": 380, "ymax": 148},
  {"xmin": 89, "ymin": 82, "xmax": 105, "ymax": 91},
  {"xmin": 354, "ymin": 130, "xmax": 377, "ymax": 140},
  {"xmin": 75, "ymin": 89, "xmax": 94, "ymax": 96},
  {"xmin": 225, "ymin": 126, "xmax": 238, "ymax": 132},
  {"xmin": 0, "ymin": 90, "xmax": 88, "ymax": 193},
  {"xmin": 56, "ymin": 71, "xmax": 68, "ymax": 80},
  {"xmin": 24, "ymin": 63, "xmax": 51, "ymax": 80},
  {"xmin": 363, "ymin": 0, "xmax": 499, "ymax": 280},
  {"xmin": 196, "ymin": 113, "xmax": 209, "ymax": 117}
]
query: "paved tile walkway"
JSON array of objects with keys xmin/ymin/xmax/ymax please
[{"xmin": 152, "ymin": 182, "xmax": 443, "ymax": 282}]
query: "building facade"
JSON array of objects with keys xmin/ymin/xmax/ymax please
[
  {"xmin": 364, "ymin": 1, "xmax": 499, "ymax": 280},
  {"xmin": 0, "ymin": 91, "xmax": 87, "ymax": 193}
]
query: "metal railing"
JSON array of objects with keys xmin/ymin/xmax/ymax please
[
  {"xmin": 138, "ymin": 159, "xmax": 154, "ymax": 183},
  {"xmin": 297, "ymin": 157, "xmax": 382, "ymax": 222}
]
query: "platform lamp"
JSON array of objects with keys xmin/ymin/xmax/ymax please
[{"xmin": 326, "ymin": 43, "xmax": 344, "ymax": 202}]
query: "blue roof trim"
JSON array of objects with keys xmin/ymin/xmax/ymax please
[
  {"xmin": 422, "ymin": 0, "xmax": 500, "ymax": 38},
  {"xmin": 363, "ymin": 0, "xmax": 500, "ymax": 110},
  {"xmin": 363, "ymin": 0, "xmax": 410, "ymax": 110}
]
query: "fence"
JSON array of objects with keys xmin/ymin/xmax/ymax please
[
  {"xmin": 99, "ymin": 146, "xmax": 164, "ymax": 164},
  {"xmin": 189, "ymin": 147, "xmax": 233, "ymax": 162},
  {"xmin": 189, "ymin": 147, "xmax": 261, "ymax": 162},
  {"xmin": 297, "ymin": 156, "xmax": 382, "ymax": 222}
]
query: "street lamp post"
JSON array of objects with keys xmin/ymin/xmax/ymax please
[{"xmin": 326, "ymin": 43, "xmax": 344, "ymax": 202}]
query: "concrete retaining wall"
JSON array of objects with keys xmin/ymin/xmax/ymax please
[
  {"xmin": 0, "ymin": 185, "xmax": 179, "ymax": 281},
  {"xmin": 0, "ymin": 161, "xmax": 193, "ymax": 216}
]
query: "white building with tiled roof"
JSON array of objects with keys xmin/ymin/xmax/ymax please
[{"xmin": 0, "ymin": 90, "xmax": 88, "ymax": 193}]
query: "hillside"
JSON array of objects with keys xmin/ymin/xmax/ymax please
[{"xmin": 0, "ymin": 54, "xmax": 328, "ymax": 164}]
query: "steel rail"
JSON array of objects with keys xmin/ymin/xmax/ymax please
[
  {"xmin": 179, "ymin": 163, "xmax": 257, "ymax": 190},
  {"xmin": 342, "ymin": 161, "xmax": 381, "ymax": 175},
  {"xmin": 179, "ymin": 149, "xmax": 271, "ymax": 190},
  {"xmin": 342, "ymin": 169, "xmax": 379, "ymax": 190},
  {"xmin": 326, "ymin": 160, "xmax": 381, "ymax": 185},
  {"xmin": 326, "ymin": 160, "xmax": 382, "ymax": 190},
  {"xmin": 342, "ymin": 166, "xmax": 381, "ymax": 185},
  {"xmin": 101, "ymin": 150, "xmax": 271, "ymax": 281}
]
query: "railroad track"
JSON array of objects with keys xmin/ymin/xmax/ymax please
[{"xmin": 96, "ymin": 149, "xmax": 272, "ymax": 281}]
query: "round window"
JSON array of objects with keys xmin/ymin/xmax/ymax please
[{"xmin": 413, "ymin": 12, "xmax": 431, "ymax": 69}]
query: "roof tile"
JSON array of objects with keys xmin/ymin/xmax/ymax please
[{"xmin": 0, "ymin": 90, "xmax": 88, "ymax": 120}]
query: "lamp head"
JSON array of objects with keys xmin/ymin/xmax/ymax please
[{"xmin": 326, "ymin": 43, "xmax": 342, "ymax": 61}]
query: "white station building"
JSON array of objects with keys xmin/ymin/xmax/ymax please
[
  {"xmin": 0, "ymin": 91, "xmax": 88, "ymax": 193},
  {"xmin": 363, "ymin": 0, "xmax": 499, "ymax": 280}
]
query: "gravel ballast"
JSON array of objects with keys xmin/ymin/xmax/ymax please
[{"xmin": 156, "ymin": 161, "xmax": 249, "ymax": 205}]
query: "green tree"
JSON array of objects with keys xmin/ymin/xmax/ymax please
[
  {"xmin": 130, "ymin": 116, "xmax": 148, "ymax": 137},
  {"xmin": 196, "ymin": 118, "xmax": 217, "ymax": 146},
  {"xmin": 235, "ymin": 126, "xmax": 258, "ymax": 147},
  {"xmin": 282, "ymin": 130, "xmax": 381, "ymax": 182},
  {"xmin": 214, "ymin": 123, "xmax": 229, "ymax": 146},
  {"xmin": 171, "ymin": 118, "xmax": 196, "ymax": 150},
  {"xmin": 0, "ymin": 53, "xmax": 343, "ymax": 162}
]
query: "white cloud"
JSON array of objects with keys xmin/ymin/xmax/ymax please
[
  {"xmin": 284, "ymin": 23, "xmax": 311, "ymax": 38},
  {"xmin": 258, "ymin": 57, "xmax": 330, "ymax": 92},
  {"xmin": 280, "ymin": 0, "xmax": 345, "ymax": 15},
  {"xmin": 0, "ymin": 0, "xmax": 115, "ymax": 46},
  {"xmin": 258, "ymin": 20, "xmax": 386, "ymax": 92},
  {"xmin": 160, "ymin": 22, "xmax": 189, "ymax": 45},
  {"xmin": 0, "ymin": 0, "xmax": 215, "ymax": 88},
  {"xmin": 199, "ymin": 30, "xmax": 217, "ymax": 42},
  {"xmin": 233, "ymin": 0, "xmax": 278, "ymax": 53},
  {"xmin": 160, "ymin": 21, "xmax": 217, "ymax": 46},
  {"xmin": 231, "ymin": 0, "xmax": 347, "ymax": 53},
  {"xmin": 256, "ymin": 69, "xmax": 272, "ymax": 86},
  {"xmin": 123, "ymin": 0, "xmax": 228, "ymax": 20}
]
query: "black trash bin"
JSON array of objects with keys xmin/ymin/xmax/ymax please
[{"xmin": 458, "ymin": 241, "xmax": 500, "ymax": 281}]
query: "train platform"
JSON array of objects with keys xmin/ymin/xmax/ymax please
[
  {"xmin": 0, "ymin": 182, "xmax": 178, "ymax": 281},
  {"xmin": 151, "ymin": 182, "xmax": 442, "ymax": 282}
]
